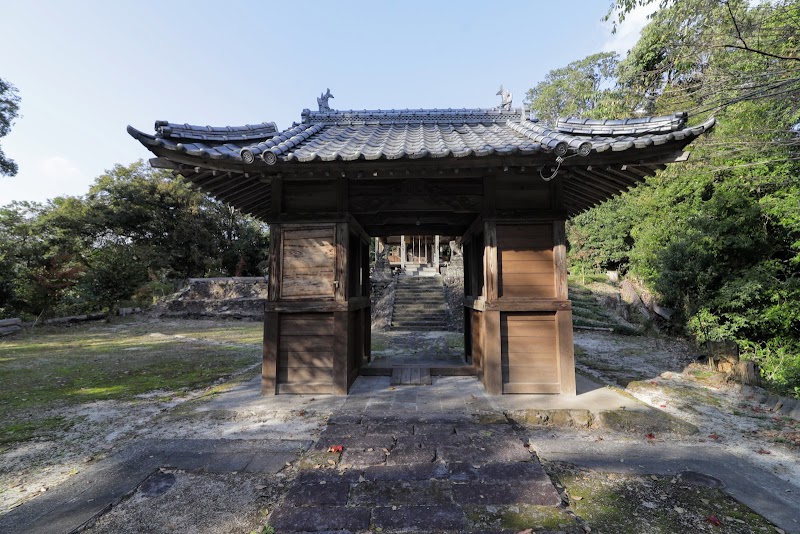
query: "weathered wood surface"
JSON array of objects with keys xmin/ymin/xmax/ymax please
[
  {"xmin": 277, "ymin": 313, "xmax": 334, "ymax": 390},
  {"xmin": 501, "ymin": 312, "xmax": 559, "ymax": 388},
  {"xmin": 333, "ymin": 311, "xmax": 349, "ymax": 394},
  {"xmin": 553, "ymin": 221, "xmax": 568, "ymax": 300},
  {"xmin": 262, "ymin": 312, "xmax": 279, "ymax": 395},
  {"xmin": 556, "ymin": 310, "xmax": 577, "ymax": 395},
  {"xmin": 281, "ymin": 225, "xmax": 336, "ymax": 299},
  {"xmin": 483, "ymin": 310, "xmax": 502, "ymax": 395},
  {"xmin": 390, "ymin": 367, "xmax": 432, "ymax": 386},
  {"xmin": 0, "ymin": 318, "xmax": 22, "ymax": 327},
  {"xmin": 497, "ymin": 224, "xmax": 555, "ymax": 299}
]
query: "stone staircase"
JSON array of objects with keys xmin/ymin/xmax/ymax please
[
  {"xmin": 402, "ymin": 264, "xmax": 439, "ymax": 277},
  {"xmin": 391, "ymin": 274, "xmax": 447, "ymax": 330}
]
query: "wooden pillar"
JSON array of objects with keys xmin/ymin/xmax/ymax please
[
  {"xmin": 263, "ymin": 223, "xmax": 282, "ymax": 395},
  {"xmin": 262, "ymin": 312, "xmax": 279, "ymax": 395},
  {"xmin": 434, "ymin": 235, "xmax": 440, "ymax": 271},
  {"xmin": 333, "ymin": 311, "xmax": 349, "ymax": 395},
  {"xmin": 554, "ymin": 220, "xmax": 576, "ymax": 395},
  {"xmin": 483, "ymin": 310, "xmax": 502, "ymax": 395}
]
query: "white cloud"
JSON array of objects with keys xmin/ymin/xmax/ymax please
[
  {"xmin": 39, "ymin": 156, "xmax": 84, "ymax": 181},
  {"xmin": 601, "ymin": 3, "xmax": 660, "ymax": 57},
  {"xmin": 0, "ymin": 156, "xmax": 90, "ymax": 205}
]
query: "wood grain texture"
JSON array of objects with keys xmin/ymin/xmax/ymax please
[
  {"xmin": 335, "ymin": 223, "xmax": 348, "ymax": 302},
  {"xmin": 281, "ymin": 224, "xmax": 336, "ymax": 300},
  {"xmin": 333, "ymin": 311, "xmax": 349, "ymax": 394},
  {"xmin": 497, "ymin": 224, "xmax": 555, "ymax": 299},
  {"xmin": 483, "ymin": 310, "xmax": 502, "ymax": 395},
  {"xmin": 553, "ymin": 220, "xmax": 568, "ymax": 300},
  {"xmin": 267, "ymin": 224, "xmax": 282, "ymax": 301},
  {"xmin": 557, "ymin": 310, "xmax": 577, "ymax": 395},
  {"xmin": 484, "ymin": 221, "xmax": 498, "ymax": 301},
  {"xmin": 262, "ymin": 312, "xmax": 279, "ymax": 395}
]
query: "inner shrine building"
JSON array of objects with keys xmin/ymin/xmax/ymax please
[{"xmin": 129, "ymin": 91, "xmax": 714, "ymax": 396}]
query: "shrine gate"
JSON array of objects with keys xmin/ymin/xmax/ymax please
[{"xmin": 129, "ymin": 92, "xmax": 714, "ymax": 396}]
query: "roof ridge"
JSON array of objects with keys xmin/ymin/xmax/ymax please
[{"xmin": 301, "ymin": 108, "xmax": 522, "ymax": 125}]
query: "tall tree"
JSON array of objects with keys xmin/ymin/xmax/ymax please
[
  {"xmin": 525, "ymin": 52, "xmax": 628, "ymax": 126},
  {"xmin": 0, "ymin": 77, "xmax": 21, "ymax": 176}
]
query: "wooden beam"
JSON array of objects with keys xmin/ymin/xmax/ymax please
[
  {"xmin": 569, "ymin": 169, "xmax": 627, "ymax": 197},
  {"xmin": 562, "ymin": 183, "xmax": 607, "ymax": 208},
  {"xmin": 271, "ymin": 176, "xmax": 283, "ymax": 215},
  {"xmin": 483, "ymin": 175, "xmax": 496, "ymax": 217}
]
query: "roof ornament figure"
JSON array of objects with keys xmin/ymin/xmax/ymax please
[
  {"xmin": 496, "ymin": 85, "xmax": 512, "ymax": 111},
  {"xmin": 317, "ymin": 88, "xmax": 334, "ymax": 112}
]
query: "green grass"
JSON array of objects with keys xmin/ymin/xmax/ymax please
[{"xmin": 0, "ymin": 320, "xmax": 260, "ymax": 446}]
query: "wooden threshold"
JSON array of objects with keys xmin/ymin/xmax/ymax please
[{"xmin": 360, "ymin": 364, "xmax": 478, "ymax": 377}]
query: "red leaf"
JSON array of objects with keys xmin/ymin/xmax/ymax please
[
  {"xmin": 328, "ymin": 445, "xmax": 343, "ymax": 453},
  {"xmin": 707, "ymin": 515, "xmax": 722, "ymax": 526},
  {"xmin": 708, "ymin": 434, "xmax": 720, "ymax": 440},
  {"xmin": 645, "ymin": 433, "xmax": 655, "ymax": 439},
  {"xmin": 659, "ymin": 404, "xmax": 667, "ymax": 408},
  {"xmin": 757, "ymin": 448, "xmax": 771, "ymax": 455}
]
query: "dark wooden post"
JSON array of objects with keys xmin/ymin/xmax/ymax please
[{"xmin": 262, "ymin": 223, "xmax": 282, "ymax": 395}]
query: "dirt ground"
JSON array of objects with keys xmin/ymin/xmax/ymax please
[
  {"xmin": 574, "ymin": 331, "xmax": 800, "ymax": 488},
  {"xmin": 1, "ymin": 320, "xmax": 798, "ymax": 533}
]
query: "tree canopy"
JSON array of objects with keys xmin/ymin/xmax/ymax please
[
  {"xmin": 0, "ymin": 161, "xmax": 269, "ymax": 319},
  {"xmin": 0, "ymin": 77, "xmax": 21, "ymax": 177},
  {"xmin": 556, "ymin": 0, "xmax": 800, "ymax": 395}
]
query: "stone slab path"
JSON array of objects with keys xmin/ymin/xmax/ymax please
[{"xmin": 270, "ymin": 413, "xmax": 569, "ymax": 533}]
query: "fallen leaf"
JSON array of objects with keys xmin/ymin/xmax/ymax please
[
  {"xmin": 708, "ymin": 434, "xmax": 720, "ymax": 440},
  {"xmin": 707, "ymin": 515, "xmax": 722, "ymax": 526},
  {"xmin": 659, "ymin": 404, "xmax": 667, "ymax": 408},
  {"xmin": 757, "ymin": 448, "xmax": 771, "ymax": 455},
  {"xmin": 327, "ymin": 459, "xmax": 336, "ymax": 465},
  {"xmin": 517, "ymin": 530, "xmax": 533, "ymax": 534},
  {"xmin": 674, "ymin": 506, "xmax": 685, "ymax": 513},
  {"xmin": 645, "ymin": 433, "xmax": 655, "ymax": 440},
  {"xmin": 298, "ymin": 410, "xmax": 306, "ymax": 417},
  {"xmin": 572, "ymin": 495, "xmax": 583, "ymax": 501},
  {"xmin": 328, "ymin": 445, "xmax": 343, "ymax": 453}
]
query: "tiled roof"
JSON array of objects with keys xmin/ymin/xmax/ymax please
[{"xmin": 128, "ymin": 108, "xmax": 714, "ymax": 167}]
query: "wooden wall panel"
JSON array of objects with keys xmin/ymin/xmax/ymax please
[
  {"xmin": 501, "ymin": 312, "xmax": 559, "ymax": 390},
  {"xmin": 278, "ymin": 313, "xmax": 334, "ymax": 388},
  {"xmin": 282, "ymin": 180, "xmax": 336, "ymax": 212},
  {"xmin": 495, "ymin": 176, "xmax": 551, "ymax": 210},
  {"xmin": 281, "ymin": 226, "xmax": 336, "ymax": 300},
  {"xmin": 498, "ymin": 224, "xmax": 555, "ymax": 299}
]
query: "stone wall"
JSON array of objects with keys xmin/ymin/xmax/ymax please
[{"xmin": 157, "ymin": 277, "xmax": 268, "ymax": 320}]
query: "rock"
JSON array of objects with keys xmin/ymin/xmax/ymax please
[
  {"xmin": 778, "ymin": 398, "xmax": 797, "ymax": 417},
  {"xmin": 0, "ymin": 325, "xmax": 21, "ymax": 337}
]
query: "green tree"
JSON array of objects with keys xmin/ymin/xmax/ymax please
[
  {"xmin": 0, "ymin": 77, "xmax": 21, "ymax": 176},
  {"xmin": 562, "ymin": 0, "xmax": 800, "ymax": 394},
  {"xmin": 525, "ymin": 52, "xmax": 630, "ymax": 126}
]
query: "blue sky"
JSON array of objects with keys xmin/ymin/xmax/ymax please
[{"xmin": 1, "ymin": 1, "xmax": 654, "ymax": 205}]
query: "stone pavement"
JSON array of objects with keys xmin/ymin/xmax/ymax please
[
  {"xmin": 270, "ymin": 413, "xmax": 571, "ymax": 533},
  {"xmin": 0, "ymin": 438, "xmax": 310, "ymax": 534},
  {"xmin": 3, "ymin": 374, "xmax": 799, "ymax": 533}
]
